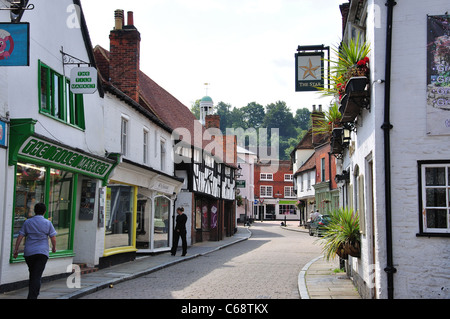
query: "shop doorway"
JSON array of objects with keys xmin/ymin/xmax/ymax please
[{"xmin": 266, "ymin": 204, "xmax": 275, "ymax": 220}]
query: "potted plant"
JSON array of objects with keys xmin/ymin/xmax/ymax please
[
  {"xmin": 319, "ymin": 207, "xmax": 361, "ymax": 261},
  {"xmin": 319, "ymin": 33, "xmax": 371, "ymax": 103},
  {"xmin": 312, "ymin": 102, "xmax": 342, "ymax": 136}
]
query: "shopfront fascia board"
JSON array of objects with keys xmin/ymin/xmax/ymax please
[{"xmin": 9, "ymin": 118, "xmax": 119, "ymax": 184}]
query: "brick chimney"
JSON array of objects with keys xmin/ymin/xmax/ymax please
[
  {"xmin": 205, "ymin": 114, "xmax": 221, "ymax": 130},
  {"xmin": 311, "ymin": 104, "xmax": 327, "ymax": 145},
  {"xmin": 109, "ymin": 10, "xmax": 141, "ymax": 102}
]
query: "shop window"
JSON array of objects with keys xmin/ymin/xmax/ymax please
[
  {"xmin": 105, "ymin": 184, "xmax": 135, "ymax": 250},
  {"xmin": 38, "ymin": 61, "xmax": 85, "ymax": 129},
  {"xmin": 154, "ymin": 196, "xmax": 170, "ymax": 249},
  {"xmin": 419, "ymin": 162, "xmax": 450, "ymax": 235},
  {"xmin": 12, "ymin": 163, "xmax": 75, "ymax": 259},
  {"xmin": 136, "ymin": 192, "xmax": 151, "ymax": 249},
  {"xmin": 48, "ymin": 169, "xmax": 74, "ymax": 251},
  {"xmin": 279, "ymin": 204, "xmax": 297, "ymax": 215}
]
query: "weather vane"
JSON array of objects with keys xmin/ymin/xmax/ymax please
[{"xmin": 204, "ymin": 83, "xmax": 210, "ymax": 96}]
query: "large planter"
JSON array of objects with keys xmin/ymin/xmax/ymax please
[
  {"xmin": 335, "ymin": 241, "xmax": 360, "ymax": 259},
  {"xmin": 344, "ymin": 240, "xmax": 361, "ymax": 258},
  {"xmin": 339, "ymin": 76, "xmax": 370, "ymax": 123},
  {"xmin": 336, "ymin": 244, "xmax": 349, "ymax": 260},
  {"xmin": 331, "ymin": 128, "xmax": 344, "ymax": 155}
]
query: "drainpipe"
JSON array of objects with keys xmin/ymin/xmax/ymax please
[{"xmin": 381, "ymin": 0, "xmax": 397, "ymax": 299}]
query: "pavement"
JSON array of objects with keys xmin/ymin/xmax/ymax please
[{"xmin": 0, "ymin": 223, "xmax": 361, "ymax": 300}]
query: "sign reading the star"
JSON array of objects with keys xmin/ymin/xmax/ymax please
[{"xmin": 295, "ymin": 52, "xmax": 324, "ymax": 91}]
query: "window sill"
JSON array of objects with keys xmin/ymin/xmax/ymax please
[
  {"xmin": 416, "ymin": 232, "xmax": 450, "ymax": 238},
  {"xmin": 39, "ymin": 111, "xmax": 85, "ymax": 131}
]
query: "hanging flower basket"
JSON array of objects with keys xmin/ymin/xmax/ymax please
[
  {"xmin": 336, "ymin": 243, "xmax": 349, "ymax": 260},
  {"xmin": 344, "ymin": 240, "xmax": 361, "ymax": 258}
]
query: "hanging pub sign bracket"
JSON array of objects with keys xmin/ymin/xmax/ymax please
[
  {"xmin": 60, "ymin": 47, "xmax": 98, "ymax": 94},
  {"xmin": 61, "ymin": 48, "xmax": 91, "ymax": 67},
  {"xmin": 295, "ymin": 44, "xmax": 330, "ymax": 92},
  {"xmin": 0, "ymin": 0, "xmax": 35, "ymax": 23}
]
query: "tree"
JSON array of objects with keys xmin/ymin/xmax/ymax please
[
  {"xmin": 215, "ymin": 101, "xmax": 232, "ymax": 133},
  {"xmin": 190, "ymin": 99, "xmax": 200, "ymax": 119},
  {"xmin": 241, "ymin": 102, "xmax": 265, "ymax": 129},
  {"xmin": 263, "ymin": 101, "xmax": 296, "ymax": 139},
  {"xmin": 295, "ymin": 108, "xmax": 311, "ymax": 131}
]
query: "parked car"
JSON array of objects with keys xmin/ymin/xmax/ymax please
[{"xmin": 309, "ymin": 215, "xmax": 331, "ymax": 237}]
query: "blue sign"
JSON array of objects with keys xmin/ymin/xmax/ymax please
[
  {"xmin": 0, "ymin": 120, "xmax": 6, "ymax": 147},
  {"xmin": 0, "ymin": 23, "xmax": 29, "ymax": 66}
]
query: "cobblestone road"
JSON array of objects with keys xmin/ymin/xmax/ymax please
[{"xmin": 82, "ymin": 221, "xmax": 322, "ymax": 299}]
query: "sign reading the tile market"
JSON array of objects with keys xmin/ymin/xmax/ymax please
[
  {"xmin": 18, "ymin": 136, "xmax": 114, "ymax": 179},
  {"xmin": 427, "ymin": 15, "xmax": 450, "ymax": 135},
  {"xmin": 295, "ymin": 52, "xmax": 324, "ymax": 91},
  {"xmin": 70, "ymin": 67, "xmax": 98, "ymax": 94}
]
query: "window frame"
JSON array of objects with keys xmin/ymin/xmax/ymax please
[
  {"xmin": 143, "ymin": 128, "xmax": 149, "ymax": 164},
  {"xmin": 260, "ymin": 173, "xmax": 273, "ymax": 181},
  {"xmin": 260, "ymin": 185, "xmax": 273, "ymax": 198},
  {"xmin": 11, "ymin": 162, "xmax": 77, "ymax": 262},
  {"xmin": 284, "ymin": 186, "xmax": 295, "ymax": 198},
  {"xmin": 38, "ymin": 61, "xmax": 85, "ymax": 129},
  {"xmin": 121, "ymin": 116, "xmax": 129, "ymax": 157},
  {"xmin": 417, "ymin": 160, "xmax": 450, "ymax": 237}
]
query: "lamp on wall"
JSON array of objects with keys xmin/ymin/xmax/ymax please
[{"xmin": 235, "ymin": 164, "xmax": 242, "ymax": 179}]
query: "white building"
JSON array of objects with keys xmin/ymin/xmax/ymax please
[
  {"xmin": 291, "ymin": 130, "xmax": 316, "ymax": 224},
  {"xmin": 92, "ymin": 10, "xmax": 183, "ymax": 266},
  {"xmin": 336, "ymin": 0, "xmax": 450, "ymax": 299},
  {"xmin": 236, "ymin": 145, "xmax": 257, "ymax": 223},
  {"xmin": 0, "ymin": 0, "xmax": 118, "ymax": 290}
]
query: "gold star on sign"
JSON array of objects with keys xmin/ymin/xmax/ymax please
[{"xmin": 299, "ymin": 59, "xmax": 320, "ymax": 79}]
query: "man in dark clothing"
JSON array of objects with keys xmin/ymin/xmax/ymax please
[
  {"xmin": 13, "ymin": 203, "xmax": 57, "ymax": 299},
  {"xmin": 171, "ymin": 207, "xmax": 187, "ymax": 256}
]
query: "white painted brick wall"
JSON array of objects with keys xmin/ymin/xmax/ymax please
[{"xmin": 347, "ymin": 0, "xmax": 450, "ymax": 299}]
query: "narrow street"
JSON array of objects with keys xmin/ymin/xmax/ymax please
[{"xmin": 82, "ymin": 222, "xmax": 322, "ymax": 299}]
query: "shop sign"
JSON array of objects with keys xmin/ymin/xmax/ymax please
[
  {"xmin": 295, "ymin": 51, "xmax": 324, "ymax": 92},
  {"xmin": 0, "ymin": 23, "xmax": 29, "ymax": 66},
  {"xmin": 70, "ymin": 67, "xmax": 98, "ymax": 94},
  {"xmin": 426, "ymin": 15, "xmax": 450, "ymax": 135},
  {"xmin": 236, "ymin": 180, "xmax": 246, "ymax": 188},
  {"xmin": 18, "ymin": 136, "xmax": 115, "ymax": 179},
  {"xmin": 151, "ymin": 181, "xmax": 175, "ymax": 194},
  {"xmin": 0, "ymin": 120, "xmax": 7, "ymax": 148}
]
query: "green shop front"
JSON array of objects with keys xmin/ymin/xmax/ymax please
[{"xmin": 4, "ymin": 119, "xmax": 118, "ymax": 288}]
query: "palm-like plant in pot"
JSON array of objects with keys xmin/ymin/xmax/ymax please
[
  {"xmin": 319, "ymin": 33, "xmax": 371, "ymax": 101},
  {"xmin": 319, "ymin": 207, "xmax": 361, "ymax": 261}
]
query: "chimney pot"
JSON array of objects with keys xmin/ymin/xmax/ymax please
[
  {"xmin": 127, "ymin": 11, "xmax": 134, "ymax": 26},
  {"xmin": 114, "ymin": 9, "xmax": 124, "ymax": 30}
]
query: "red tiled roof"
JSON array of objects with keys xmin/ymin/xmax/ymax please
[
  {"xmin": 93, "ymin": 45, "xmax": 235, "ymax": 166},
  {"xmin": 294, "ymin": 152, "xmax": 316, "ymax": 176}
]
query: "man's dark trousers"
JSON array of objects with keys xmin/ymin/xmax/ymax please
[
  {"xmin": 25, "ymin": 254, "xmax": 48, "ymax": 299},
  {"xmin": 171, "ymin": 230, "xmax": 187, "ymax": 256}
]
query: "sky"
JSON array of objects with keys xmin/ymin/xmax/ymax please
[{"xmin": 81, "ymin": 0, "xmax": 346, "ymax": 113}]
